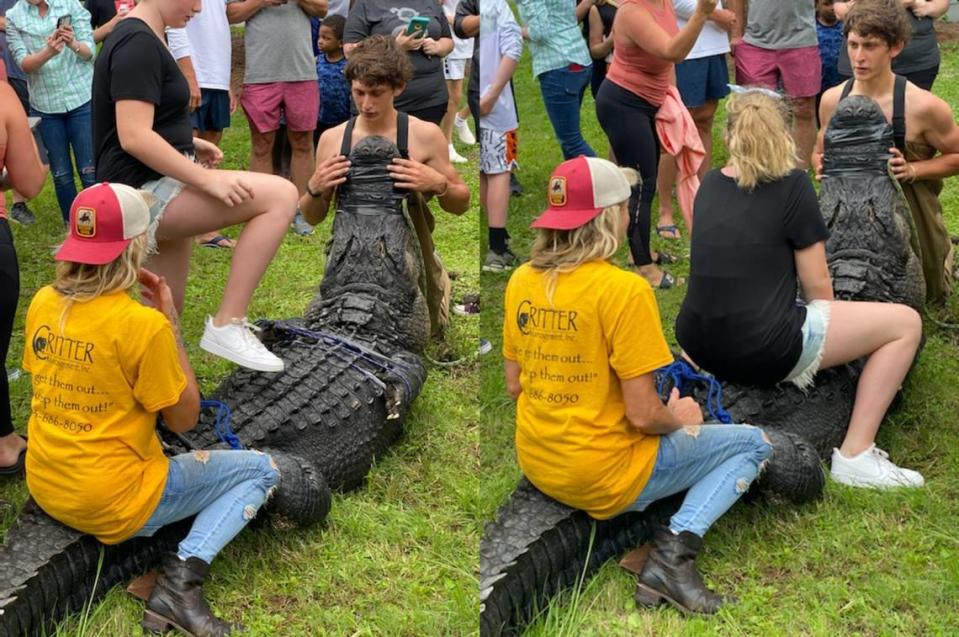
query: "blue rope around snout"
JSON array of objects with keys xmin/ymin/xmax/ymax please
[
  {"xmin": 201, "ymin": 399, "xmax": 245, "ymax": 450},
  {"xmin": 655, "ymin": 360, "xmax": 733, "ymax": 424}
]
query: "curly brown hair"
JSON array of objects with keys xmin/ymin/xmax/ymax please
[
  {"xmin": 844, "ymin": 0, "xmax": 911, "ymax": 48},
  {"xmin": 345, "ymin": 35, "xmax": 413, "ymax": 89}
]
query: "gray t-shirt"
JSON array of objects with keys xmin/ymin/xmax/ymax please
[
  {"xmin": 242, "ymin": 0, "xmax": 316, "ymax": 84},
  {"xmin": 744, "ymin": 0, "xmax": 817, "ymax": 50}
]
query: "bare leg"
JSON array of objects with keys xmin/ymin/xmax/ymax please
[
  {"xmin": 442, "ymin": 79, "xmax": 463, "ymax": 143},
  {"xmin": 656, "ymin": 154, "xmax": 679, "ymax": 235},
  {"xmin": 818, "ymin": 300, "xmax": 922, "ymax": 457},
  {"xmin": 484, "ymin": 172, "xmax": 509, "ymax": 229},
  {"xmin": 0, "ymin": 433, "xmax": 26, "ymax": 467},
  {"xmin": 287, "ymin": 129, "xmax": 315, "ymax": 195},
  {"xmin": 194, "ymin": 128, "xmax": 231, "ymax": 246},
  {"xmin": 792, "ymin": 96, "xmax": 817, "ymax": 171},
  {"xmin": 145, "ymin": 236, "xmax": 194, "ymax": 313},
  {"xmin": 248, "ymin": 127, "xmax": 276, "ymax": 176},
  {"xmin": 690, "ymin": 101, "xmax": 718, "ymax": 180},
  {"xmin": 152, "ymin": 171, "xmax": 298, "ymax": 323}
]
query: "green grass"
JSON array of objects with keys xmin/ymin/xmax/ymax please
[
  {"xmin": 479, "ymin": 41, "xmax": 959, "ymax": 636},
  {"xmin": 3, "ymin": 108, "xmax": 481, "ymax": 635}
]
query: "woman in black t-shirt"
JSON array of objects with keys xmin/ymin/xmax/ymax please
[
  {"xmin": 344, "ymin": 0, "xmax": 454, "ymax": 125},
  {"xmin": 676, "ymin": 90, "xmax": 925, "ymax": 490},
  {"xmin": 91, "ymin": 0, "xmax": 297, "ymax": 375}
]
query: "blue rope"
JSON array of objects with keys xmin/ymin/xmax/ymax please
[
  {"xmin": 656, "ymin": 360, "xmax": 733, "ymax": 424},
  {"xmin": 200, "ymin": 399, "xmax": 245, "ymax": 450}
]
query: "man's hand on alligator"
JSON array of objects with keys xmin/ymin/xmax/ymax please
[
  {"xmin": 308, "ymin": 154, "xmax": 351, "ymax": 197},
  {"xmin": 888, "ymin": 147, "xmax": 918, "ymax": 182},
  {"xmin": 388, "ymin": 156, "xmax": 448, "ymax": 196}
]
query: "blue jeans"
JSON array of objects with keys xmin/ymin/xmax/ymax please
[
  {"xmin": 34, "ymin": 101, "xmax": 96, "ymax": 222},
  {"xmin": 537, "ymin": 66, "xmax": 596, "ymax": 160},
  {"xmin": 625, "ymin": 425, "xmax": 772, "ymax": 537},
  {"xmin": 134, "ymin": 450, "xmax": 280, "ymax": 564}
]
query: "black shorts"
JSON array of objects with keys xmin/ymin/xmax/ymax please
[{"xmin": 189, "ymin": 89, "xmax": 231, "ymax": 132}]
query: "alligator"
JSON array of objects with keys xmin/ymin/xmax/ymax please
[
  {"xmin": 0, "ymin": 135, "xmax": 430, "ymax": 636},
  {"xmin": 479, "ymin": 95, "xmax": 925, "ymax": 637}
]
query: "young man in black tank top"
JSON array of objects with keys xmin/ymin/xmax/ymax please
[
  {"xmin": 299, "ymin": 35, "xmax": 470, "ymax": 336},
  {"xmin": 813, "ymin": 0, "xmax": 959, "ymax": 302}
]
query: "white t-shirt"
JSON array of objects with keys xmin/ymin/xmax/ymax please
[
  {"xmin": 443, "ymin": 0, "xmax": 474, "ymax": 60},
  {"xmin": 167, "ymin": 0, "xmax": 232, "ymax": 90},
  {"xmin": 675, "ymin": 0, "xmax": 730, "ymax": 60},
  {"xmin": 480, "ymin": 0, "xmax": 522, "ymax": 132}
]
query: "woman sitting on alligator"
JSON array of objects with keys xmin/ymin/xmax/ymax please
[
  {"xmin": 23, "ymin": 184, "xmax": 278, "ymax": 637},
  {"xmin": 676, "ymin": 89, "xmax": 924, "ymax": 489},
  {"xmin": 502, "ymin": 156, "xmax": 771, "ymax": 614}
]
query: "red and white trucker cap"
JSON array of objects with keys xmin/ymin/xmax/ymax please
[
  {"xmin": 55, "ymin": 183, "xmax": 151, "ymax": 265},
  {"xmin": 531, "ymin": 156, "xmax": 632, "ymax": 230}
]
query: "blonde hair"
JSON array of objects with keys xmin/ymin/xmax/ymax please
[
  {"xmin": 53, "ymin": 235, "xmax": 148, "ymax": 329},
  {"xmin": 725, "ymin": 91, "xmax": 796, "ymax": 190},
  {"xmin": 529, "ymin": 203, "xmax": 628, "ymax": 304}
]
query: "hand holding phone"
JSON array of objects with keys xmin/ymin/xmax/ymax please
[
  {"xmin": 56, "ymin": 15, "xmax": 71, "ymax": 29},
  {"xmin": 405, "ymin": 15, "xmax": 430, "ymax": 39}
]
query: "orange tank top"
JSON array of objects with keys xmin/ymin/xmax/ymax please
[{"xmin": 606, "ymin": 0, "xmax": 678, "ymax": 107}]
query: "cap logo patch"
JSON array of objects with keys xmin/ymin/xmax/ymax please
[
  {"xmin": 548, "ymin": 177, "xmax": 567, "ymax": 207},
  {"xmin": 75, "ymin": 208, "xmax": 96, "ymax": 238}
]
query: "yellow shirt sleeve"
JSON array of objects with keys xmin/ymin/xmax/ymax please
[
  {"xmin": 130, "ymin": 319, "xmax": 187, "ymax": 413},
  {"xmin": 604, "ymin": 275, "xmax": 674, "ymax": 380}
]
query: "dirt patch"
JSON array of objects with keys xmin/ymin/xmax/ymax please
[
  {"xmin": 231, "ymin": 30, "xmax": 245, "ymax": 96},
  {"xmin": 936, "ymin": 20, "xmax": 959, "ymax": 44}
]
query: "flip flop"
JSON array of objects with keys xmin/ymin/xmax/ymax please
[
  {"xmin": 656, "ymin": 224, "xmax": 681, "ymax": 240},
  {"xmin": 653, "ymin": 250, "xmax": 680, "ymax": 266},
  {"xmin": 198, "ymin": 234, "xmax": 236, "ymax": 249},
  {"xmin": 653, "ymin": 271, "xmax": 681, "ymax": 290},
  {"xmin": 0, "ymin": 442, "xmax": 26, "ymax": 477}
]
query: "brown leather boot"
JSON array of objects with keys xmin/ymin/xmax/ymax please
[
  {"xmin": 634, "ymin": 527, "xmax": 727, "ymax": 615},
  {"xmin": 142, "ymin": 553, "xmax": 237, "ymax": 636}
]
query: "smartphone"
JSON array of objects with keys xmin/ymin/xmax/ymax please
[
  {"xmin": 405, "ymin": 16, "xmax": 430, "ymax": 39},
  {"xmin": 57, "ymin": 15, "xmax": 71, "ymax": 28}
]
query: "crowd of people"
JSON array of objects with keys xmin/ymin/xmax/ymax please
[
  {"xmin": 501, "ymin": 0, "xmax": 958, "ymax": 618},
  {"xmin": 1, "ymin": 0, "xmax": 473, "ymax": 633}
]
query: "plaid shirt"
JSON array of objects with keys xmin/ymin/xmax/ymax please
[
  {"xmin": 515, "ymin": 0, "xmax": 591, "ymax": 78},
  {"xmin": 6, "ymin": 0, "xmax": 94, "ymax": 113}
]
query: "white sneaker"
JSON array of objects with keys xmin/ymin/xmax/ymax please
[
  {"xmin": 830, "ymin": 445, "xmax": 924, "ymax": 489},
  {"xmin": 449, "ymin": 144, "xmax": 468, "ymax": 164},
  {"xmin": 454, "ymin": 114, "xmax": 476, "ymax": 145},
  {"xmin": 199, "ymin": 316, "xmax": 285, "ymax": 372}
]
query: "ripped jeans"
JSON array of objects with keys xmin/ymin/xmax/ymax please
[
  {"xmin": 33, "ymin": 101, "xmax": 96, "ymax": 223},
  {"xmin": 133, "ymin": 450, "xmax": 280, "ymax": 564},
  {"xmin": 624, "ymin": 425, "xmax": 771, "ymax": 537}
]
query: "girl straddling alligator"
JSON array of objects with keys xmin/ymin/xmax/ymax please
[
  {"xmin": 24, "ymin": 183, "xmax": 278, "ymax": 636},
  {"xmin": 677, "ymin": 90, "xmax": 924, "ymax": 489},
  {"xmin": 502, "ymin": 156, "xmax": 771, "ymax": 614}
]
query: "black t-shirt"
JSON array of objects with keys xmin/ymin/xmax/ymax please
[
  {"xmin": 344, "ymin": 0, "xmax": 452, "ymax": 111},
  {"xmin": 85, "ymin": 0, "xmax": 116, "ymax": 28},
  {"xmin": 92, "ymin": 18, "xmax": 193, "ymax": 186},
  {"xmin": 675, "ymin": 170, "xmax": 829, "ymax": 386}
]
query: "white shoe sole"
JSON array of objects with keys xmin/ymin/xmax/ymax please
[
  {"xmin": 830, "ymin": 471, "xmax": 924, "ymax": 489},
  {"xmin": 454, "ymin": 121, "xmax": 476, "ymax": 145},
  {"xmin": 199, "ymin": 336, "xmax": 285, "ymax": 373}
]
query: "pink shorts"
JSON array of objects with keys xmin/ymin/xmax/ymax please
[
  {"xmin": 734, "ymin": 42, "xmax": 821, "ymax": 99},
  {"xmin": 240, "ymin": 81, "xmax": 320, "ymax": 133}
]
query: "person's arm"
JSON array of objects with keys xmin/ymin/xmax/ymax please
[
  {"xmin": 167, "ymin": 29, "xmax": 201, "ymax": 112},
  {"xmin": 342, "ymin": 0, "xmax": 368, "ymax": 56},
  {"xmin": 389, "ymin": 123, "xmax": 469, "ymax": 214},
  {"xmin": 795, "ymin": 242, "xmax": 834, "ymax": 302},
  {"xmin": 0, "ymin": 84, "xmax": 46, "ymax": 197},
  {"xmin": 896, "ymin": 94, "xmax": 959, "ymax": 182},
  {"xmin": 139, "ymin": 269, "xmax": 201, "ymax": 432},
  {"xmin": 575, "ymin": 0, "xmax": 595, "ymax": 23},
  {"xmin": 422, "ymin": 36, "xmax": 454, "ymax": 57},
  {"xmin": 616, "ymin": 0, "xmax": 716, "ymax": 63},
  {"xmin": 504, "ymin": 358, "xmax": 521, "ymax": 400},
  {"xmin": 8, "ymin": 17, "xmax": 63, "ymax": 74},
  {"xmin": 227, "ymin": 0, "xmax": 275, "ymax": 24},
  {"xmin": 622, "ymin": 376, "xmax": 702, "ymax": 435},
  {"xmin": 480, "ymin": 23, "xmax": 521, "ymax": 116},
  {"xmin": 813, "ymin": 85, "xmax": 842, "ymax": 180},
  {"xmin": 453, "ymin": 0, "xmax": 478, "ymax": 39},
  {"xmin": 92, "ymin": 13, "xmax": 121, "ymax": 43},
  {"xmin": 908, "ymin": 0, "xmax": 949, "ymax": 19},
  {"xmin": 587, "ymin": 6, "xmax": 613, "ymax": 60},
  {"xmin": 65, "ymin": 0, "xmax": 96, "ymax": 59},
  {"xmin": 834, "ymin": 1, "xmax": 854, "ymax": 19},
  {"xmin": 516, "ymin": 0, "xmax": 550, "ymax": 43},
  {"xmin": 296, "ymin": 0, "xmax": 328, "ymax": 19},
  {"xmin": 727, "ymin": 0, "xmax": 744, "ymax": 49},
  {"xmin": 299, "ymin": 127, "xmax": 350, "ymax": 225}
]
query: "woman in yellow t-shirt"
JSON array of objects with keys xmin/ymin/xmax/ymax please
[
  {"xmin": 23, "ymin": 183, "xmax": 279, "ymax": 636},
  {"xmin": 502, "ymin": 156, "xmax": 771, "ymax": 615}
]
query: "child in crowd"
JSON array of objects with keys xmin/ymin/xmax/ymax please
[
  {"xmin": 816, "ymin": 0, "xmax": 844, "ymax": 121},
  {"xmin": 24, "ymin": 183, "xmax": 279, "ymax": 634},
  {"xmin": 479, "ymin": 0, "xmax": 522, "ymax": 272},
  {"xmin": 314, "ymin": 14, "xmax": 350, "ymax": 150}
]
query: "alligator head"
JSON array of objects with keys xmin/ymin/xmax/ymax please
[
  {"xmin": 304, "ymin": 135, "xmax": 431, "ymax": 354},
  {"xmin": 819, "ymin": 95, "xmax": 925, "ymax": 310}
]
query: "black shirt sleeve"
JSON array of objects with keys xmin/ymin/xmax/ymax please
[
  {"xmin": 343, "ymin": 0, "xmax": 370, "ymax": 44},
  {"xmin": 783, "ymin": 171, "xmax": 829, "ymax": 249},
  {"xmin": 453, "ymin": 0, "xmax": 477, "ymax": 39},
  {"xmin": 108, "ymin": 31, "xmax": 164, "ymax": 105}
]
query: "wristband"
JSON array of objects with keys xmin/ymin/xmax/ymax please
[
  {"xmin": 306, "ymin": 181, "xmax": 327, "ymax": 199},
  {"xmin": 435, "ymin": 179, "xmax": 449, "ymax": 198}
]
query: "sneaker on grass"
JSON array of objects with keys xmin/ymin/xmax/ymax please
[
  {"xmin": 199, "ymin": 316, "xmax": 285, "ymax": 372},
  {"xmin": 449, "ymin": 144, "xmax": 468, "ymax": 164},
  {"xmin": 453, "ymin": 294, "xmax": 480, "ymax": 316},
  {"xmin": 6, "ymin": 367, "xmax": 20, "ymax": 383},
  {"xmin": 10, "ymin": 202, "xmax": 36, "ymax": 225},
  {"xmin": 454, "ymin": 113, "xmax": 476, "ymax": 145},
  {"xmin": 482, "ymin": 248, "xmax": 518, "ymax": 273},
  {"xmin": 291, "ymin": 211, "xmax": 314, "ymax": 236},
  {"xmin": 830, "ymin": 445, "xmax": 924, "ymax": 489}
]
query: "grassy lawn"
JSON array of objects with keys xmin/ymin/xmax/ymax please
[
  {"xmin": 480, "ymin": 37, "xmax": 959, "ymax": 637},
  {"xmin": 2, "ymin": 105, "xmax": 481, "ymax": 634}
]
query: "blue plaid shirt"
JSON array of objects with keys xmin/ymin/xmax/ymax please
[
  {"xmin": 515, "ymin": 0, "xmax": 591, "ymax": 78},
  {"xmin": 6, "ymin": 0, "xmax": 94, "ymax": 113}
]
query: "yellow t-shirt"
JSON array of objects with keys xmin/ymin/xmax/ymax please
[
  {"xmin": 503, "ymin": 261, "xmax": 674, "ymax": 519},
  {"xmin": 22, "ymin": 286, "xmax": 187, "ymax": 544}
]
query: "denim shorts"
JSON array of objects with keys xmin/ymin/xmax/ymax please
[
  {"xmin": 783, "ymin": 299, "xmax": 831, "ymax": 390},
  {"xmin": 139, "ymin": 175, "xmax": 185, "ymax": 253}
]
